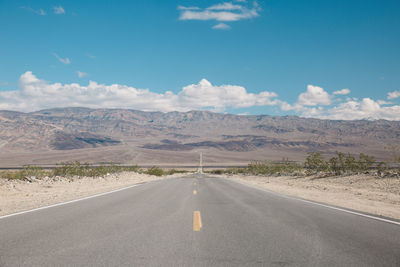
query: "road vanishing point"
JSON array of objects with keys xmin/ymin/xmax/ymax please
[{"xmin": 1, "ymin": 173, "xmax": 399, "ymax": 266}]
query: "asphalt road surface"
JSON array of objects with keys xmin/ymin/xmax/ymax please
[{"xmin": 1, "ymin": 173, "xmax": 399, "ymax": 266}]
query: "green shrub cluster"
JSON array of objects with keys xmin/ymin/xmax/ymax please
[
  {"xmin": 207, "ymin": 159, "xmax": 302, "ymax": 176},
  {"xmin": 0, "ymin": 162, "xmax": 140, "ymax": 180},
  {"xmin": 141, "ymin": 167, "xmax": 188, "ymax": 176},
  {"xmin": 0, "ymin": 165, "xmax": 49, "ymax": 180},
  {"xmin": 0, "ymin": 162, "xmax": 191, "ymax": 180},
  {"xmin": 142, "ymin": 166, "xmax": 164, "ymax": 176},
  {"xmin": 52, "ymin": 161, "xmax": 140, "ymax": 177},
  {"xmin": 305, "ymin": 152, "xmax": 375, "ymax": 175}
]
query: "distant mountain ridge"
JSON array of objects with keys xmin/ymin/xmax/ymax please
[{"xmin": 0, "ymin": 107, "xmax": 399, "ymax": 166}]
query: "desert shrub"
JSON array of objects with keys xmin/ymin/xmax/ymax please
[
  {"xmin": 344, "ymin": 153, "xmax": 358, "ymax": 172},
  {"xmin": 358, "ymin": 153, "xmax": 375, "ymax": 171},
  {"xmin": 0, "ymin": 165, "xmax": 49, "ymax": 180},
  {"xmin": 328, "ymin": 156, "xmax": 340, "ymax": 175},
  {"xmin": 144, "ymin": 166, "xmax": 164, "ymax": 176},
  {"xmin": 0, "ymin": 170, "xmax": 25, "ymax": 180},
  {"xmin": 377, "ymin": 162, "xmax": 388, "ymax": 177},
  {"xmin": 52, "ymin": 161, "xmax": 140, "ymax": 177},
  {"xmin": 209, "ymin": 169, "xmax": 224, "ymax": 175},
  {"xmin": 164, "ymin": 169, "xmax": 188, "ymax": 175},
  {"xmin": 304, "ymin": 152, "xmax": 329, "ymax": 173}
]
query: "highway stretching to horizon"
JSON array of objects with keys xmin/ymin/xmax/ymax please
[{"xmin": 1, "ymin": 173, "xmax": 399, "ymax": 266}]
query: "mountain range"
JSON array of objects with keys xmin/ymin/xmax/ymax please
[{"xmin": 0, "ymin": 107, "xmax": 399, "ymax": 167}]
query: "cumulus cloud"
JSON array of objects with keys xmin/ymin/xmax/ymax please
[
  {"xmin": 333, "ymin": 88, "xmax": 350, "ymax": 95},
  {"xmin": 77, "ymin": 71, "xmax": 87, "ymax": 78},
  {"xmin": 315, "ymin": 98, "xmax": 400, "ymax": 121},
  {"xmin": 178, "ymin": 1, "xmax": 260, "ymax": 28},
  {"xmin": 212, "ymin": 23, "xmax": 231, "ymax": 30},
  {"xmin": 297, "ymin": 85, "xmax": 331, "ymax": 106},
  {"xmin": 387, "ymin": 90, "xmax": 400, "ymax": 100},
  {"xmin": 53, "ymin": 53, "xmax": 71, "ymax": 64},
  {"xmin": 1, "ymin": 72, "xmax": 399, "ymax": 121},
  {"xmin": 0, "ymin": 72, "xmax": 278, "ymax": 113},
  {"xmin": 178, "ymin": 79, "xmax": 278, "ymax": 111},
  {"xmin": 53, "ymin": 6, "xmax": 65, "ymax": 14}
]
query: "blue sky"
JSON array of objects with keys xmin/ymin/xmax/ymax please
[{"xmin": 0, "ymin": 0, "xmax": 399, "ymax": 120}]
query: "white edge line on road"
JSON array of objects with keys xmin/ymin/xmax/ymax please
[
  {"xmin": 0, "ymin": 183, "xmax": 143, "ymax": 220},
  {"xmin": 226, "ymin": 178, "xmax": 400, "ymax": 226}
]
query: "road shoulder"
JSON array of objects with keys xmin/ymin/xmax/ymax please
[
  {"xmin": 219, "ymin": 174, "xmax": 400, "ymax": 220},
  {"xmin": 0, "ymin": 172, "xmax": 186, "ymax": 217}
]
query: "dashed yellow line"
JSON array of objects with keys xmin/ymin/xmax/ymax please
[
  {"xmin": 193, "ymin": 211, "xmax": 202, "ymax": 231},
  {"xmin": 193, "ymin": 189, "xmax": 197, "ymax": 195}
]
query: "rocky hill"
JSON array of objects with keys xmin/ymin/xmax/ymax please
[{"xmin": 0, "ymin": 107, "xmax": 399, "ymax": 166}]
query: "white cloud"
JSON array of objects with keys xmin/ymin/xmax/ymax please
[
  {"xmin": 178, "ymin": 78, "xmax": 277, "ymax": 111},
  {"xmin": 333, "ymin": 88, "xmax": 350, "ymax": 95},
  {"xmin": 21, "ymin": 6, "xmax": 46, "ymax": 16},
  {"xmin": 1, "ymin": 72, "xmax": 399, "ymax": 121},
  {"xmin": 77, "ymin": 71, "xmax": 87, "ymax": 78},
  {"xmin": 377, "ymin": 100, "xmax": 391, "ymax": 105},
  {"xmin": 53, "ymin": 53, "xmax": 71, "ymax": 64},
  {"xmin": 177, "ymin": 6, "xmax": 201, "ymax": 10},
  {"xmin": 207, "ymin": 2, "xmax": 243, "ymax": 11},
  {"xmin": 212, "ymin": 23, "xmax": 231, "ymax": 30},
  {"xmin": 178, "ymin": 1, "xmax": 260, "ymax": 24},
  {"xmin": 53, "ymin": 6, "xmax": 65, "ymax": 14},
  {"xmin": 387, "ymin": 90, "xmax": 400, "ymax": 100},
  {"xmin": 297, "ymin": 85, "xmax": 331, "ymax": 106},
  {"xmin": 315, "ymin": 98, "xmax": 400, "ymax": 121},
  {"xmin": 0, "ymin": 72, "xmax": 278, "ymax": 113}
]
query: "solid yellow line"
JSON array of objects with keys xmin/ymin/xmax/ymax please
[
  {"xmin": 193, "ymin": 211, "xmax": 202, "ymax": 231},
  {"xmin": 193, "ymin": 189, "xmax": 197, "ymax": 195}
]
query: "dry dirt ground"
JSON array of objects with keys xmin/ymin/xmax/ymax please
[
  {"xmin": 223, "ymin": 174, "xmax": 400, "ymax": 220},
  {"xmin": 0, "ymin": 172, "xmax": 186, "ymax": 216}
]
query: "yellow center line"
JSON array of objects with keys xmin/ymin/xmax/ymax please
[
  {"xmin": 193, "ymin": 189, "xmax": 197, "ymax": 195},
  {"xmin": 193, "ymin": 211, "xmax": 202, "ymax": 231}
]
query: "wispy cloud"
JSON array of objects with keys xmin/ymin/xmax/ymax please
[
  {"xmin": 212, "ymin": 23, "xmax": 231, "ymax": 30},
  {"xmin": 207, "ymin": 2, "xmax": 243, "ymax": 11},
  {"xmin": 53, "ymin": 6, "xmax": 65, "ymax": 14},
  {"xmin": 20, "ymin": 6, "xmax": 46, "ymax": 16},
  {"xmin": 333, "ymin": 88, "xmax": 350, "ymax": 95},
  {"xmin": 178, "ymin": 1, "xmax": 260, "ymax": 29},
  {"xmin": 77, "ymin": 71, "xmax": 87, "ymax": 78},
  {"xmin": 86, "ymin": 54, "xmax": 96, "ymax": 59},
  {"xmin": 177, "ymin": 6, "xmax": 201, "ymax": 11},
  {"xmin": 53, "ymin": 53, "xmax": 71, "ymax": 64}
]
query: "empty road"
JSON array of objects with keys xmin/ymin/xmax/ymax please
[{"xmin": 1, "ymin": 173, "xmax": 399, "ymax": 266}]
